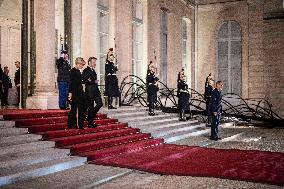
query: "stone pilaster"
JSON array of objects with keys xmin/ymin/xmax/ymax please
[
  {"xmin": 71, "ymin": 0, "xmax": 82, "ymax": 62},
  {"xmin": 26, "ymin": 0, "xmax": 58, "ymax": 109},
  {"xmin": 81, "ymin": 0, "xmax": 98, "ymax": 60}
]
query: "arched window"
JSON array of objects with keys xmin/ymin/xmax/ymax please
[{"xmin": 217, "ymin": 21, "xmax": 242, "ymax": 95}]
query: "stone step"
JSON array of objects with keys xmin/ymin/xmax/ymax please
[
  {"xmin": 0, "ymin": 147, "xmax": 70, "ymax": 163},
  {"xmin": 121, "ymin": 114, "xmax": 173, "ymax": 123},
  {"xmin": 0, "ymin": 148, "xmax": 70, "ymax": 169},
  {"xmin": 0, "ymin": 121, "xmax": 15, "ymax": 128},
  {"xmin": 0, "ymin": 127, "xmax": 28, "ymax": 137},
  {"xmin": 164, "ymin": 126, "xmax": 210, "ymax": 143},
  {"xmin": 0, "ymin": 141, "xmax": 55, "ymax": 156},
  {"xmin": 107, "ymin": 111, "xmax": 150, "ymax": 119},
  {"xmin": 129, "ymin": 117, "xmax": 180, "ymax": 128},
  {"xmin": 0, "ymin": 134, "xmax": 42, "ymax": 147},
  {"xmin": 152, "ymin": 122, "xmax": 205, "ymax": 138},
  {"xmin": 141, "ymin": 119, "xmax": 199, "ymax": 133},
  {"xmin": 0, "ymin": 156, "xmax": 87, "ymax": 186},
  {"xmin": 101, "ymin": 106, "xmax": 148, "ymax": 114},
  {"xmin": 1, "ymin": 164, "xmax": 131, "ymax": 189}
]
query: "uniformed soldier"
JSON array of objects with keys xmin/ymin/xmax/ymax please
[
  {"xmin": 204, "ymin": 78, "xmax": 214, "ymax": 126},
  {"xmin": 177, "ymin": 71, "xmax": 191, "ymax": 121},
  {"xmin": 2, "ymin": 67, "xmax": 12, "ymax": 106},
  {"xmin": 68, "ymin": 57, "xmax": 86, "ymax": 129},
  {"xmin": 82, "ymin": 57, "xmax": 103, "ymax": 128},
  {"xmin": 105, "ymin": 54, "xmax": 120, "ymax": 109},
  {"xmin": 56, "ymin": 50, "xmax": 71, "ymax": 109},
  {"xmin": 209, "ymin": 81, "xmax": 224, "ymax": 140},
  {"xmin": 146, "ymin": 65, "xmax": 159, "ymax": 116},
  {"xmin": 14, "ymin": 61, "xmax": 20, "ymax": 106}
]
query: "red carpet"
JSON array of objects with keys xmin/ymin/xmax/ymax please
[
  {"xmin": 93, "ymin": 144, "xmax": 284, "ymax": 185},
  {"xmin": 2, "ymin": 109, "xmax": 284, "ymax": 185}
]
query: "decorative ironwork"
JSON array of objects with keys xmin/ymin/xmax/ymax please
[{"xmin": 120, "ymin": 75, "xmax": 284, "ymax": 125}]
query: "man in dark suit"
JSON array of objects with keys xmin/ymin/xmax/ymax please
[
  {"xmin": 209, "ymin": 81, "xmax": 224, "ymax": 140},
  {"xmin": 14, "ymin": 61, "xmax": 20, "ymax": 106},
  {"xmin": 56, "ymin": 50, "xmax": 71, "ymax": 109},
  {"xmin": 2, "ymin": 67, "xmax": 12, "ymax": 106},
  {"xmin": 82, "ymin": 57, "xmax": 103, "ymax": 128},
  {"xmin": 68, "ymin": 57, "xmax": 86, "ymax": 129}
]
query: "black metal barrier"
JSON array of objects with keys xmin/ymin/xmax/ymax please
[{"xmin": 119, "ymin": 75, "xmax": 284, "ymax": 126}]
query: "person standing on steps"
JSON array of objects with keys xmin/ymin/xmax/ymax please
[
  {"xmin": 204, "ymin": 75, "xmax": 214, "ymax": 127},
  {"xmin": 209, "ymin": 81, "xmax": 224, "ymax": 141},
  {"xmin": 2, "ymin": 66, "xmax": 12, "ymax": 106},
  {"xmin": 14, "ymin": 61, "xmax": 21, "ymax": 106},
  {"xmin": 177, "ymin": 70, "xmax": 191, "ymax": 121},
  {"xmin": 68, "ymin": 57, "xmax": 86, "ymax": 130},
  {"xmin": 105, "ymin": 53, "xmax": 120, "ymax": 109},
  {"xmin": 56, "ymin": 50, "xmax": 71, "ymax": 110},
  {"xmin": 82, "ymin": 57, "xmax": 103, "ymax": 128},
  {"xmin": 146, "ymin": 64, "xmax": 159, "ymax": 116}
]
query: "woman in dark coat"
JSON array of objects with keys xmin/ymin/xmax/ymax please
[
  {"xmin": 105, "ymin": 54, "xmax": 120, "ymax": 109},
  {"xmin": 177, "ymin": 71, "xmax": 191, "ymax": 121},
  {"xmin": 146, "ymin": 65, "xmax": 159, "ymax": 116}
]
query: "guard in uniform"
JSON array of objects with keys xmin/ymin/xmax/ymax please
[
  {"xmin": 146, "ymin": 65, "xmax": 159, "ymax": 116},
  {"xmin": 209, "ymin": 81, "xmax": 224, "ymax": 140},
  {"xmin": 68, "ymin": 57, "xmax": 86, "ymax": 129},
  {"xmin": 2, "ymin": 67, "xmax": 12, "ymax": 106},
  {"xmin": 82, "ymin": 57, "xmax": 103, "ymax": 128},
  {"xmin": 56, "ymin": 50, "xmax": 71, "ymax": 109},
  {"xmin": 204, "ymin": 74, "xmax": 214, "ymax": 126},
  {"xmin": 177, "ymin": 71, "xmax": 191, "ymax": 121},
  {"xmin": 105, "ymin": 54, "xmax": 120, "ymax": 109},
  {"xmin": 14, "ymin": 61, "xmax": 20, "ymax": 106}
]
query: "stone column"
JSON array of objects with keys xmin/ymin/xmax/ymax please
[
  {"xmin": 71, "ymin": 0, "xmax": 82, "ymax": 62},
  {"xmin": 26, "ymin": 0, "xmax": 58, "ymax": 109},
  {"xmin": 81, "ymin": 0, "xmax": 98, "ymax": 60}
]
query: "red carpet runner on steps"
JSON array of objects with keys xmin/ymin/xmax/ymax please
[{"xmin": 1, "ymin": 109, "xmax": 284, "ymax": 185}]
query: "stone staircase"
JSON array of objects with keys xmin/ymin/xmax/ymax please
[
  {"xmin": 0, "ymin": 120, "xmax": 87, "ymax": 186},
  {"xmin": 0, "ymin": 106, "xmax": 209, "ymax": 188},
  {"xmin": 102, "ymin": 106, "xmax": 210, "ymax": 143}
]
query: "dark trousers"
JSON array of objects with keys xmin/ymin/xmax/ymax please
[
  {"xmin": 87, "ymin": 95, "xmax": 103, "ymax": 125},
  {"xmin": 58, "ymin": 81, "xmax": 69, "ymax": 109},
  {"xmin": 68, "ymin": 96, "xmax": 86, "ymax": 129},
  {"xmin": 211, "ymin": 113, "xmax": 221, "ymax": 138},
  {"xmin": 2, "ymin": 87, "xmax": 8, "ymax": 105},
  {"xmin": 16, "ymin": 86, "xmax": 20, "ymax": 105}
]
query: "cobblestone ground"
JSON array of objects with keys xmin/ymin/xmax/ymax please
[{"xmin": 97, "ymin": 125, "xmax": 284, "ymax": 189}]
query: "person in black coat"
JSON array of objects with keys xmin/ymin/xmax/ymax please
[
  {"xmin": 2, "ymin": 67, "xmax": 12, "ymax": 106},
  {"xmin": 208, "ymin": 81, "xmax": 224, "ymax": 140},
  {"xmin": 82, "ymin": 57, "xmax": 103, "ymax": 128},
  {"xmin": 56, "ymin": 50, "xmax": 71, "ymax": 109},
  {"xmin": 146, "ymin": 65, "xmax": 159, "ymax": 116},
  {"xmin": 177, "ymin": 71, "xmax": 191, "ymax": 121},
  {"xmin": 14, "ymin": 61, "xmax": 20, "ymax": 106},
  {"xmin": 105, "ymin": 54, "xmax": 120, "ymax": 109},
  {"xmin": 68, "ymin": 57, "xmax": 86, "ymax": 129},
  {"xmin": 204, "ymin": 77, "xmax": 214, "ymax": 126},
  {"xmin": 0, "ymin": 64, "xmax": 3, "ymax": 104}
]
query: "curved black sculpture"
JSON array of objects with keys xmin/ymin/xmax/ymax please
[{"xmin": 120, "ymin": 75, "xmax": 284, "ymax": 125}]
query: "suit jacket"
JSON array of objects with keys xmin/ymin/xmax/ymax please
[
  {"xmin": 209, "ymin": 88, "xmax": 222, "ymax": 114},
  {"xmin": 14, "ymin": 68, "xmax": 20, "ymax": 86},
  {"xmin": 82, "ymin": 66, "xmax": 101, "ymax": 99},
  {"xmin": 69, "ymin": 68, "xmax": 84, "ymax": 98}
]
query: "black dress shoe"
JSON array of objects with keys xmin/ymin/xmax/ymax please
[
  {"xmin": 108, "ymin": 106, "xmax": 117, "ymax": 109},
  {"xmin": 88, "ymin": 123, "xmax": 97, "ymax": 128},
  {"xmin": 209, "ymin": 136, "xmax": 218, "ymax": 141}
]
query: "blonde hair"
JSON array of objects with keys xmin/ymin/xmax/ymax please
[{"xmin": 75, "ymin": 57, "xmax": 85, "ymax": 65}]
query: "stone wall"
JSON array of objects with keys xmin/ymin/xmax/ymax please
[
  {"xmin": 196, "ymin": 1, "xmax": 249, "ymax": 96},
  {"xmin": 148, "ymin": 0, "xmax": 194, "ymax": 89}
]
